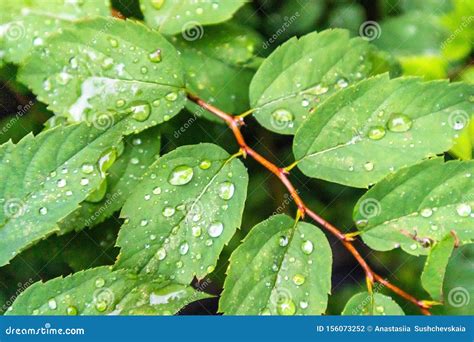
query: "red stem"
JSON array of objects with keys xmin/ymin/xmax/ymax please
[{"xmin": 187, "ymin": 93, "xmax": 432, "ymax": 315}]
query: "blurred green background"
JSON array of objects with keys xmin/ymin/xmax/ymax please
[{"xmin": 0, "ymin": 0, "xmax": 472, "ymax": 315}]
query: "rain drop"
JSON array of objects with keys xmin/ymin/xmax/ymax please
[
  {"xmin": 95, "ymin": 278, "xmax": 105, "ymax": 288},
  {"xmin": 168, "ymin": 165, "xmax": 194, "ymax": 185},
  {"xmin": 48, "ymin": 298, "xmax": 57, "ymax": 310},
  {"xmin": 57, "ymin": 179, "xmax": 66, "ymax": 188},
  {"xmin": 129, "ymin": 102, "xmax": 151, "ymax": 122},
  {"xmin": 367, "ymin": 126, "xmax": 386, "ymax": 140},
  {"xmin": 162, "ymin": 207, "xmax": 175, "ymax": 217},
  {"xmin": 218, "ymin": 182, "xmax": 235, "ymax": 200},
  {"xmin": 150, "ymin": 0, "xmax": 165, "ymax": 10},
  {"xmin": 292, "ymin": 274, "xmax": 305, "ymax": 286},
  {"xmin": 39, "ymin": 207, "xmax": 48, "ymax": 215},
  {"xmin": 279, "ymin": 236, "xmax": 289, "ymax": 247},
  {"xmin": 386, "ymin": 113, "xmax": 413, "ymax": 132},
  {"xmin": 277, "ymin": 299, "xmax": 296, "ymax": 315},
  {"xmin": 208, "ymin": 222, "xmax": 224, "ymax": 237},
  {"xmin": 179, "ymin": 242, "xmax": 189, "ymax": 255},
  {"xmin": 165, "ymin": 92, "xmax": 178, "ymax": 102},
  {"xmin": 420, "ymin": 208, "xmax": 433, "ymax": 218},
  {"xmin": 301, "ymin": 240, "xmax": 313, "ymax": 255},
  {"xmin": 364, "ymin": 162, "xmax": 374, "ymax": 171},
  {"xmin": 81, "ymin": 163, "xmax": 94, "ymax": 174},
  {"xmin": 156, "ymin": 247, "xmax": 167, "ymax": 260},
  {"xmin": 199, "ymin": 160, "xmax": 211, "ymax": 170},
  {"xmin": 272, "ymin": 109, "xmax": 294, "ymax": 125},
  {"xmin": 456, "ymin": 203, "xmax": 472, "ymax": 217},
  {"xmin": 148, "ymin": 49, "xmax": 162, "ymax": 63},
  {"xmin": 192, "ymin": 226, "xmax": 202, "ymax": 237}
]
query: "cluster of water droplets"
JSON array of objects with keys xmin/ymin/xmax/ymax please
[{"xmin": 134, "ymin": 158, "xmax": 239, "ymax": 277}]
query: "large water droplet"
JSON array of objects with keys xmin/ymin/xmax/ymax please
[
  {"xmin": 292, "ymin": 274, "xmax": 305, "ymax": 286},
  {"xmin": 95, "ymin": 277, "xmax": 105, "ymax": 288},
  {"xmin": 129, "ymin": 102, "xmax": 151, "ymax": 122},
  {"xmin": 218, "ymin": 182, "xmax": 235, "ymax": 200},
  {"xmin": 192, "ymin": 226, "xmax": 202, "ymax": 237},
  {"xmin": 364, "ymin": 162, "xmax": 374, "ymax": 171},
  {"xmin": 199, "ymin": 160, "xmax": 211, "ymax": 170},
  {"xmin": 387, "ymin": 113, "xmax": 413, "ymax": 132},
  {"xmin": 156, "ymin": 247, "xmax": 167, "ymax": 260},
  {"xmin": 162, "ymin": 207, "xmax": 175, "ymax": 217},
  {"xmin": 86, "ymin": 179, "xmax": 107, "ymax": 203},
  {"xmin": 148, "ymin": 49, "xmax": 162, "ymax": 63},
  {"xmin": 48, "ymin": 298, "xmax": 57, "ymax": 310},
  {"xmin": 95, "ymin": 301, "xmax": 108, "ymax": 312},
  {"xmin": 279, "ymin": 236, "xmax": 289, "ymax": 247},
  {"xmin": 39, "ymin": 207, "xmax": 48, "ymax": 215},
  {"xmin": 272, "ymin": 109, "xmax": 294, "ymax": 125},
  {"xmin": 208, "ymin": 222, "xmax": 224, "ymax": 237},
  {"xmin": 420, "ymin": 208, "xmax": 433, "ymax": 218},
  {"xmin": 81, "ymin": 163, "xmax": 94, "ymax": 174},
  {"xmin": 168, "ymin": 165, "xmax": 194, "ymax": 185},
  {"xmin": 277, "ymin": 298, "xmax": 296, "ymax": 315},
  {"xmin": 165, "ymin": 92, "xmax": 178, "ymax": 102},
  {"xmin": 98, "ymin": 148, "xmax": 117, "ymax": 174},
  {"xmin": 152, "ymin": 186, "xmax": 162, "ymax": 195},
  {"xmin": 456, "ymin": 203, "xmax": 472, "ymax": 217},
  {"xmin": 150, "ymin": 0, "xmax": 165, "ymax": 10},
  {"xmin": 57, "ymin": 179, "xmax": 67, "ymax": 188},
  {"xmin": 301, "ymin": 240, "xmax": 313, "ymax": 254},
  {"xmin": 367, "ymin": 126, "xmax": 386, "ymax": 140},
  {"xmin": 109, "ymin": 37, "xmax": 118, "ymax": 47},
  {"xmin": 179, "ymin": 242, "xmax": 189, "ymax": 255},
  {"xmin": 66, "ymin": 305, "xmax": 78, "ymax": 315}
]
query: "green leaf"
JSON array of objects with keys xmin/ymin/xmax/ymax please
[
  {"xmin": 437, "ymin": 244, "xmax": 474, "ymax": 315},
  {"xmin": 0, "ymin": 120, "xmax": 128, "ymax": 266},
  {"xmin": 250, "ymin": 29, "xmax": 398, "ymax": 135},
  {"xmin": 59, "ymin": 126, "xmax": 162, "ymax": 234},
  {"xmin": 374, "ymin": 13, "xmax": 449, "ymax": 57},
  {"xmin": 342, "ymin": 292, "xmax": 405, "ymax": 315},
  {"xmin": 353, "ymin": 159, "xmax": 474, "ymax": 255},
  {"xmin": 293, "ymin": 74, "xmax": 474, "ymax": 188},
  {"xmin": 141, "ymin": 0, "xmax": 247, "ymax": 35},
  {"xmin": 0, "ymin": 0, "xmax": 110, "ymax": 64},
  {"xmin": 18, "ymin": 17, "xmax": 186, "ymax": 135},
  {"xmin": 116, "ymin": 143, "xmax": 248, "ymax": 283},
  {"xmin": 6, "ymin": 266, "xmax": 211, "ymax": 315},
  {"xmin": 219, "ymin": 214, "xmax": 332, "ymax": 315},
  {"xmin": 172, "ymin": 22, "xmax": 262, "ymax": 117},
  {"xmin": 421, "ymin": 234, "xmax": 456, "ymax": 301}
]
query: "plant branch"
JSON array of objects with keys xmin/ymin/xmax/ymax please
[{"xmin": 187, "ymin": 93, "xmax": 433, "ymax": 315}]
